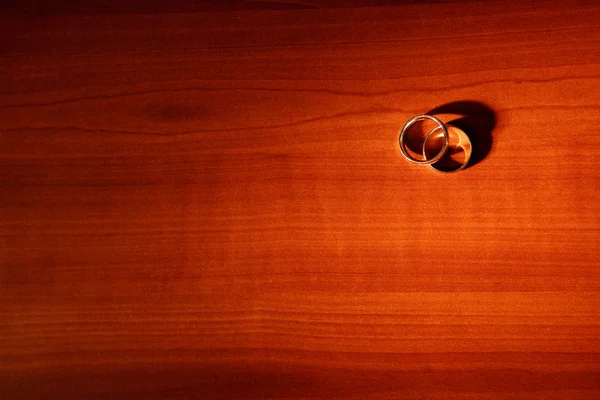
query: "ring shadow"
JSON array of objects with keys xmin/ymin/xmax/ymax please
[{"xmin": 426, "ymin": 101, "xmax": 497, "ymax": 169}]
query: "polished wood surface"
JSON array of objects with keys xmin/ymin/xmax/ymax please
[{"xmin": 1, "ymin": 1, "xmax": 599, "ymax": 398}]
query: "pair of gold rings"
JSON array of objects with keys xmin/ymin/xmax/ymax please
[{"xmin": 398, "ymin": 114, "xmax": 472, "ymax": 173}]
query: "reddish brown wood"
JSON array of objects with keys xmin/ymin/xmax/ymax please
[
  {"xmin": 1, "ymin": 0, "xmax": 500, "ymax": 15},
  {"xmin": 1, "ymin": 1, "xmax": 599, "ymax": 398}
]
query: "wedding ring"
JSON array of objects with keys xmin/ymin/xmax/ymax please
[
  {"xmin": 423, "ymin": 124, "xmax": 472, "ymax": 173},
  {"xmin": 398, "ymin": 114, "xmax": 449, "ymax": 165}
]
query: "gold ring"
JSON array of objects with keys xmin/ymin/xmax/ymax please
[
  {"xmin": 423, "ymin": 124, "xmax": 472, "ymax": 173},
  {"xmin": 398, "ymin": 114, "xmax": 449, "ymax": 165}
]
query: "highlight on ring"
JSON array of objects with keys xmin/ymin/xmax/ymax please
[{"xmin": 398, "ymin": 113, "xmax": 472, "ymax": 173}]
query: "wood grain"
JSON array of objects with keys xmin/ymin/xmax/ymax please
[
  {"xmin": 1, "ymin": 1, "xmax": 599, "ymax": 398},
  {"xmin": 1, "ymin": 0, "xmax": 499, "ymax": 15}
]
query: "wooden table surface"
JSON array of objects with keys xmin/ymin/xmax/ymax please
[{"xmin": 1, "ymin": 1, "xmax": 599, "ymax": 398}]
